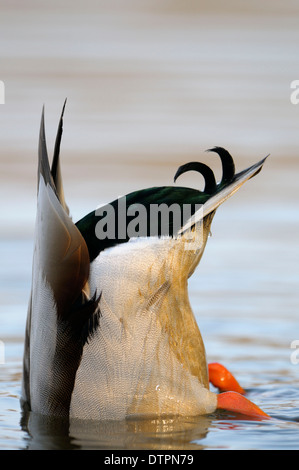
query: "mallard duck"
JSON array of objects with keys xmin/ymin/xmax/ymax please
[{"xmin": 22, "ymin": 102, "xmax": 269, "ymax": 420}]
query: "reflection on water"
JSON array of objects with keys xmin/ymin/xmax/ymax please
[
  {"xmin": 14, "ymin": 394, "xmax": 299, "ymax": 450},
  {"xmin": 1, "ymin": 0, "xmax": 299, "ymax": 451},
  {"xmin": 19, "ymin": 396, "xmax": 299, "ymax": 451},
  {"xmin": 21, "ymin": 411, "xmax": 212, "ymax": 450}
]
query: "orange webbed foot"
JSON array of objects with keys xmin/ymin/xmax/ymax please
[
  {"xmin": 208, "ymin": 362, "xmax": 269, "ymax": 419},
  {"xmin": 208, "ymin": 362, "xmax": 245, "ymax": 394},
  {"xmin": 217, "ymin": 391, "xmax": 270, "ymax": 419}
]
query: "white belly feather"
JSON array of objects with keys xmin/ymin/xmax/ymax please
[{"xmin": 70, "ymin": 235, "xmax": 217, "ymax": 420}]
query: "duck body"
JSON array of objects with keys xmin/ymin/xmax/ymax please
[
  {"xmin": 22, "ymin": 103, "xmax": 268, "ymax": 420},
  {"xmin": 71, "ymin": 230, "xmax": 217, "ymax": 420}
]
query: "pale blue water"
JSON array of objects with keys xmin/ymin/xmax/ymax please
[{"xmin": 1, "ymin": 0, "xmax": 299, "ymax": 450}]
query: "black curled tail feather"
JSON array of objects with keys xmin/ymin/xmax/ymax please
[
  {"xmin": 174, "ymin": 162, "xmax": 217, "ymax": 193},
  {"xmin": 174, "ymin": 146, "xmax": 236, "ymax": 193},
  {"xmin": 206, "ymin": 146, "xmax": 235, "ymax": 185}
]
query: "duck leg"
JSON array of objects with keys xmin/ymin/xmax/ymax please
[
  {"xmin": 208, "ymin": 363, "xmax": 269, "ymax": 419},
  {"xmin": 208, "ymin": 362, "xmax": 245, "ymax": 394}
]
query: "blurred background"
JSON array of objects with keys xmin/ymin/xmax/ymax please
[
  {"xmin": 0, "ymin": 0, "xmax": 298, "ymax": 449},
  {"xmin": 1, "ymin": 0, "xmax": 299, "ymax": 227}
]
